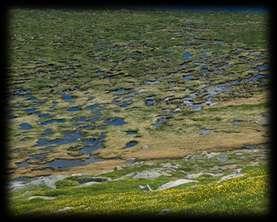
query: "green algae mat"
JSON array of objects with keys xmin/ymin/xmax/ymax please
[{"xmin": 7, "ymin": 8, "xmax": 270, "ymax": 216}]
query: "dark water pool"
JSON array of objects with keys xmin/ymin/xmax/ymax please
[
  {"xmin": 125, "ymin": 140, "xmax": 138, "ymax": 148},
  {"xmin": 62, "ymin": 93, "xmax": 74, "ymax": 102},
  {"xmin": 256, "ymin": 64, "xmax": 269, "ymax": 72},
  {"xmin": 38, "ymin": 113, "xmax": 52, "ymax": 119},
  {"xmin": 46, "ymin": 156, "xmax": 102, "ymax": 170},
  {"xmin": 80, "ymin": 132, "xmax": 105, "ymax": 155},
  {"xmin": 182, "ymin": 74, "xmax": 193, "ymax": 81},
  {"xmin": 112, "ymin": 97, "xmax": 133, "ymax": 108},
  {"xmin": 145, "ymin": 97, "xmax": 156, "ymax": 106},
  {"xmin": 41, "ymin": 128, "xmax": 53, "ymax": 136},
  {"xmin": 19, "ymin": 122, "xmax": 33, "ymax": 130},
  {"xmin": 126, "ymin": 129, "xmax": 138, "ymax": 135},
  {"xmin": 15, "ymin": 159, "xmax": 30, "ymax": 168},
  {"xmin": 111, "ymin": 88, "xmax": 132, "ymax": 95},
  {"xmin": 105, "ymin": 117, "xmax": 127, "ymax": 126},
  {"xmin": 183, "ymin": 51, "xmax": 192, "ymax": 62},
  {"xmin": 40, "ymin": 118, "xmax": 65, "ymax": 126},
  {"xmin": 243, "ymin": 73, "xmax": 268, "ymax": 83},
  {"xmin": 36, "ymin": 131, "xmax": 82, "ymax": 147},
  {"xmin": 67, "ymin": 106, "xmax": 81, "ymax": 112},
  {"xmin": 24, "ymin": 108, "xmax": 38, "ymax": 115}
]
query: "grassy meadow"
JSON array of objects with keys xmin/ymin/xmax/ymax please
[{"xmin": 7, "ymin": 8, "xmax": 270, "ymax": 216}]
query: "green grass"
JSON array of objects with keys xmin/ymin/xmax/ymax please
[
  {"xmin": 8, "ymin": 8, "xmax": 269, "ymax": 215},
  {"xmin": 9, "ymin": 165, "xmax": 268, "ymax": 216}
]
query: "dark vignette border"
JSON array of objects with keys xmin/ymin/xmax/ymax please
[{"xmin": 0, "ymin": 0, "xmax": 275, "ymax": 221}]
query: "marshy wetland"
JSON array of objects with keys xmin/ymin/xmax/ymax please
[{"xmin": 8, "ymin": 8, "xmax": 270, "ymax": 216}]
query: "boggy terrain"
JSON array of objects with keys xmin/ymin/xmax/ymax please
[{"xmin": 7, "ymin": 9, "xmax": 269, "ymax": 215}]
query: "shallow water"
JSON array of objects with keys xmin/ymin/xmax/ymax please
[
  {"xmin": 15, "ymin": 160, "xmax": 30, "ymax": 168},
  {"xmin": 38, "ymin": 113, "xmax": 52, "ymax": 119},
  {"xmin": 19, "ymin": 122, "xmax": 33, "ymax": 130},
  {"xmin": 153, "ymin": 116, "xmax": 167, "ymax": 128},
  {"xmin": 62, "ymin": 93, "xmax": 74, "ymax": 102},
  {"xmin": 40, "ymin": 118, "xmax": 65, "ymax": 126},
  {"xmin": 73, "ymin": 116, "xmax": 87, "ymax": 124},
  {"xmin": 29, "ymin": 152, "xmax": 48, "ymax": 161},
  {"xmin": 190, "ymin": 104, "xmax": 202, "ymax": 111},
  {"xmin": 46, "ymin": 156, "xmax": 102, "ymax": 170},
  {"xmin": 244, "ymin": 73, "xmax": 268, "ymax": 83},
  {"xmin": 85, "ymin": 104, "xmax": 103, "ymax": 115},
  {"xmin": 126, "ymin": 130, "xmax": 138, "ymax": 135},
  {"xmin": 67, "ymin": 106, "xmax": 81, "ymax": 112},
  {"xmin": 105, "ymin": 117, "xmax": 127, "ymax": 126},
  {"xmin": 125, "ymin": 140, "xmax": 138, "ymax": 148},
  {"xmin": 145, "ymin": 97, "xmax": 156, "ymax": 106},
  {"xmin": 80, "ymin": 133, "xmax": 105, "ymax": 155},
  {"xmin": 13, "ymin": 88, "xmax": 30, "ymax": 96},
  {"xmin": 199, "ymin": 128, "xmax": 210, "ymax": 136},
  {"xmin": 41, "ymin": 128, "xmax": 54, "ymax": 136},
  {"xmin": 144, "ymin": 79, "xmax": 160, "ymax": 85},
  {"xmin": 112, "ymin": 88, "xmax": 132, "ymax": 95},
  {"xmin": 182, "ymin": 74, "xmax": 193, "ymax": 81},
  {"xmin": 24, "ymin": 108, "xmax": 38, "ymax": 115},
  {"xmin": 36, "ymin": 131, "xmax": 82, "ymax": 147},
  {"xmin": 112, "ymin": 97, "xmax": 133, "ymax": 108},
  {"xmin": 183, "ymin": 51, "xmax": 192, "ymax": 62},
  {"xmin": 256, "ymin": 64, "xmax": 269, "ymax": 72}
]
